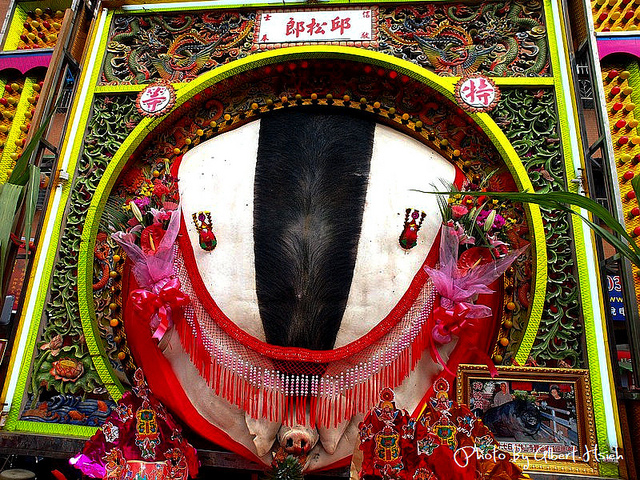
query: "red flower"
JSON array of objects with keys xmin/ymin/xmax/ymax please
[
  {"xmin": 457, "ymin": 247, "xmax": 493, "ymax": 275},
  {"xmin": 140, "ymin": 223, "xmax": 166, "ymax": 254},
  {"xmin": 153, "ymin": 180, "xmax": 170, "ymax": 198}
]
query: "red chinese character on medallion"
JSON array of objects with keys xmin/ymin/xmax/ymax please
[
  {"xmin": 454, "ymin": 75, "xmax": 500, "ymax": 113},
  {"xmin": 136, "ymin": 80, "xmax": 176, "ymax": 117}
]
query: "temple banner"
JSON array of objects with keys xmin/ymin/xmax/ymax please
[{"xmin": 254, "ymin": 9, "xmax": 375, "ymax": 44}]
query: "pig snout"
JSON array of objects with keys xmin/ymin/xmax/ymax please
[{"xmin": 277, "ymin": 425, "xmax": 319, "ymax": 456}]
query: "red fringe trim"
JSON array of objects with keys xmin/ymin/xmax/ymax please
[{"xmin": 174, "ymin": 294, "xmax": 436, "ymax": 429}]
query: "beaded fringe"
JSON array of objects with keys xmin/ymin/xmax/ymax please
[{"xmin": 175, "ymin": 291, "xmax": 435, "ymax": 428}]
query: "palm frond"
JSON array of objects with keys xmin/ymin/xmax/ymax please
[
  {"xmin": 0, "ymin": 183, "xmax": 24, "ymax": 287},
  {"xmin": 8, "ymin": 105, "xmax": 57, "ymax": 186},
  {"xmin": 415, "ymin": 188, "xmax": 640, "ymax": 269},
  {"xmin": 23, "ymin": 164, "xmax": 40, "ymax": 257},
  {"xmin": 100, "ymin": 196, "xmax": 129, "ymax": 232}
]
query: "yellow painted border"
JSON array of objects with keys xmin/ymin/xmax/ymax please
[
  {"xmin": 3, "ymin": 8, "xmax": 114, "ymax": 434},
  {"xmin": 3, "ymin": 6, "xmax": 27, "ymax": 52},
  {"xmin": 2, "ymin": 0, "xmax": 70, "ymax": 51},
  {"xmin": 12, "ymin": 420, "xmax": 97, "ymax": 438},
  {"xmin": 77, "ymin": 46, "xmax": 547, "ymax": 397}
]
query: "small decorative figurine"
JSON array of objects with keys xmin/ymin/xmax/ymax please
[
  {"xmin": 192, "ymin": 211, "xmax": 217, "ymax": 251},
  {"xmin": 399, "ymin": 209, "xmax": 426, "ymax": 250}
]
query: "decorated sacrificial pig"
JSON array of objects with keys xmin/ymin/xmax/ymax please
[{"xmin": 109, "ymin": 61, "xmax": 527, "ymax": 472}]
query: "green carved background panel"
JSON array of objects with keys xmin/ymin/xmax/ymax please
[
  {"xmin": 490, "ymin": 88, "xmax": 584, "ymax": 367},
  {"xmin": 20, "ymin": 95, "xmax": 142, "ymax": 425}
]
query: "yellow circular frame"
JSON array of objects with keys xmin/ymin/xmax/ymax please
[{"xmin": 77, "ymin": 46, "xmax": 547, "ymax": 399}]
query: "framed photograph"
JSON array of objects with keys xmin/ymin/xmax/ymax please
[{"xmin": 456, "ymin": 365, "xmax": 599, "ymax": 475}]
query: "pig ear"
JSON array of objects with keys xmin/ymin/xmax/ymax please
[
  {"xmin": 245, "ymin": 413, "xmax": 279, "ymax": 458},
  {"xmin": 317, "ymin": 397, "xmax": 350, "ymax": 455}
]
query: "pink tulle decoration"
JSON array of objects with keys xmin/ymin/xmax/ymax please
[
  {"xmin": 112, "ymin": 206, "xmax": 181, "ymax": 289},
  {"xmin": 69, "ymin": 453, "xmax": 106, "ymax": 478},
  {"xmin": 112, "ymin": 206, "xmax": 186, "ymax": 340},
  {"xmin": 424, "ymin": 225, "xmax": 528, "ymax": 345}
]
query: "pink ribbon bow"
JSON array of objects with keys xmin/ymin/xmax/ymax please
[
  {"xmin": 131, "ymin": 278, "xmax": 190, "ymax": 340},
  {"xmin": 432, "ymin": 303, "xmax": 472, "ymax": 345}
]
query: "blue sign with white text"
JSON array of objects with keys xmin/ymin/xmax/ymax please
[{"xmin": 607, "ymin": 274, "xmax": 626, "ymax": 322}]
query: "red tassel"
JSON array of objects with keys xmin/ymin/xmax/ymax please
[{"xmin": 310, "ymin": 394, "xmax": 316, "ymax": 427}]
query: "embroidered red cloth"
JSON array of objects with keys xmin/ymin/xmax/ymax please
[
  {"xmin": 70, "ymin": 369, "xmax": 199, "ymax": 480},
  {"xmin": 358, "ymin": 385, "xmax": 525, "ymax": 480}
]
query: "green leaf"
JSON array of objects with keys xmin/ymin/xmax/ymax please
[
  {"xmin": 632, "ymin": 174, "xmax": 640, "ymax": 205},
  {"xmin": 416, "ymin": 188, "xmax": 640, "ymax": 269},
  {"xmin": 574, "ymin": 209, "xmax": 640, "ymax": 269},
  {"xmin": 481, "ymin": 191, "xmax": 640, "ymax": 257},
  {"xmin": 0, "ymin": 183, "xmax": 24, "ymax": 287},
  {"xmin": 23, "ymin": 164, "xmax": 40, "ymax": 257},
  {"xmin": 100, "ymin": 196, "xmax": 129, "ymax": 232}
]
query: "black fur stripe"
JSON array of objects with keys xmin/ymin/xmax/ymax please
[{"xmin": 254, "ymin": 111, "xmax": 375, "ymax": 350}]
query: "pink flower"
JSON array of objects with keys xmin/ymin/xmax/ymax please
[
  {"xmin": 133, "ymin": 197, "xmax": 150, "ymax": 209},
  {"xmin": 451, "ymin": 204, "xmax": 468, "ymax": 219},
  {"xmin": 151, "ymin": 208, "xmax": 172, "ymax": 223},
  {"xmin": 487, "ymin": 235, "xmax": 509, "ymax": 257},
  {"xmin": 40, "ymin": 334, "xmax": 63, "ymax": 356},
  {"xmin": 487, "ymin": 235, "xmax": 507, "ymax": 248},
  {"xmin": 476, "ymin": 209, "xmax": 491, "ymax": 225},
  {"xmin": 493, "ymin": 214, "xmax": 506, "ymax": 229},
  {"xmin": 112, "ymin": 231, "xmax": 137, "ymax": 245},
  {"xmin": 446, "ymin": 220, "xmax": 476, "ymax": 245}
]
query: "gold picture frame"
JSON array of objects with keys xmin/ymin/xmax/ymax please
[{"xmin": 456, "ymin": 364, "xmax": 600, "ymax": 475}]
